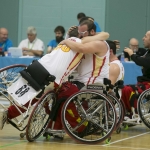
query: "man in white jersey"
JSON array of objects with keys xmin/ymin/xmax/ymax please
[
  {"xmin": 60, "ymin": 19, "xmax": 110, "ymax": 85},
  {"xmin": 0, "ymin": 27, "xmax": 109, "ymax": 130},
  {"xmin": 49, "ymin": 19, "xmax": 111, "ymax": 130},
  {"xmin": 107, "ymin": 40, "xmax": 124, "ymax": 85}
]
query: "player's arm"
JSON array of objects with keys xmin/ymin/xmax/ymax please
[
  {"xmin": 109, "ymin": 63, "xmax": 120, "ymax": 85},
  {"xmin": 81, "ymin": 32, "xmax": 109, "ymax": 44},
  {"xmin": 47, "ymin": 46, "xmax": 53, "ymax": 53},
  {"xmin": 60, "ymin": 39, "xmax": 107, "ymax": 54}
]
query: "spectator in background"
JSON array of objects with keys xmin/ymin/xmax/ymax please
[
  {"xmin": 77, "ymin": 12, "xmax": 101, "ymax": 32},
  {"xmin": 124, "ymin": 38, "xmax": 139, "ymax": 61},
  {"xmin": 113, "ymin": 40, "xmax": 122, "ymax": 60},
  {"xmin": 47, "ymin": 26, "xmax": 65, "ymax": 53},
  {"xmin": 18, "ymin": 26, "xmax": 44, "ymax": 57},
  {"xmin": 0, "ymin": 28, "xmax": 13, "ymax": 53}
]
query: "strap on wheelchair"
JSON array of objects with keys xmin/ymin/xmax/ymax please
[
  {"xmin": 114, "ymin": 80, "xmax": 124, "ymax": 89},
  {"xmin": 20, "ymin": 60, "xmax": 56, "ymax": 91},
  {"xmin": 72, "ymin": 81, "xmax": 85, "ymax": 90},
  {"xmin": 129, "ymin": 84, "xmax": 138, "ymax": 91},
  {"xmin": 103, "ymin": 78, "xmax": 113, "ymax": 91}
]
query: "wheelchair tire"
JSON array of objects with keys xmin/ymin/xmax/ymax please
[
  {"xmin": 26, "ymin": 90, "xmax": 56, "ymax": 142},
  {"xmin": 107, "ymin": 93, "xmax": 124, "ymax": 130},
  {"xmin": 61, "ymin": 90, "xmax": 117, "ymax": 144},
  {"xmin": 0, "ymin": 64, "xmax": 27, "ymax": 92},
  {"xmin": 138, "ymin": 88, "xmax": 150, "ymax": 128}
]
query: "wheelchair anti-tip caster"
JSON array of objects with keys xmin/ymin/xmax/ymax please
[
  {"xmin": 53, "ymin": 135, "xmax": 64, "ymax": 140},
  {"xmin": 20, "ymin": 132, "xmax": 26, "ymax": 138},
  {"xmin": 123, "ymin": 124, "xmax": 128, "ymax": 130},
  {"xmin": 102, "ymin": 132, "xmax": 111, "ymax": 144},
  {"xmin": 43, "ymin": 132, "xmax": 64, "ymax": 140},
  {"xmin": 43, "ymin": 132, "xmax": 51, "ymax": 140},
  {"xmin": 105, "ymin": 137, "xmax": 111, "ymax": 144},
  {"xmin": 116, "ymin": 127, "xmax": 121, "ymax": 134}
]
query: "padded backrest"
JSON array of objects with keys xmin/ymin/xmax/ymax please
[
  {"xmin": 20, "ymin": 70, "xmax": 41, "ymax": 91},
  {"xmin": 20, "ymin": 60, "xmax": 56, "ymax": 91},
  {"xmin": 26, "ymin": 60, "xmax": 50, "ymax": 86}
]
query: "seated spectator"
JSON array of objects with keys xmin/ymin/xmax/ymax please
[
  {"xmin": 77, "ymin": 12, "xmax": 101, "ymax": 32},
  {"xmin": 0, "ymin": 28, "xmax": 13, "ymax": 54},
  {"xmin": 47, "ymin": 26, "xmax": 65, "ymax": 53},
  {"xmin": 124, "ymin": 38, "xmax": 139, "ymax": 61},
  {"xmin": 18, "ymin": 26, "xmax": 44, "ymax": 57}
]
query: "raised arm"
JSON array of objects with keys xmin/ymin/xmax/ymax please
[
  {"xmin": 81, "ymin": 32, "xmax": 109, "ymax": 44},
  {"xmin": 60, "ymin": 39, "xmax": 107, "ymax": 54}
]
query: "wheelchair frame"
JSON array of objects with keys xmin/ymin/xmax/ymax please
[
  {"xmin": 0, "ymin": 64, "xmax": 123, "ymax": 144},
  {"xmin": 0, "ymin": 64, "xmax": 39, "ymax": 132},
  {"xmin": 137, "ymin": 88, "xmax": 150, "ymax": 129}
]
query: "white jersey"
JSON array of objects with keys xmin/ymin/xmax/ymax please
[
  {"xmin": 110, "ymin": 59, "xmax": 124, "ymax": 81},
  {"xmin": 74, "ymin": 41, "xmax": 110, "ymax": 85},
  {"xmin": 38, "ymin": 37, "xmax": 83, "ymax": 84}
]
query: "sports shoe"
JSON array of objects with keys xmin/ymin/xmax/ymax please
[{"xmin": 0, "ymin": 109, "xmax": 8, "ymax": 130}]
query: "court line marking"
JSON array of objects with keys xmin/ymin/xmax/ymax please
[
  {"xmin": 0, "ymin": 137, "xmax": 150, "ymax": 150},
  {"xmin": 102, "ymin": 131, "xmax": 150, "ymax": 146},
  {"xmin": 0, "ymin": 141, "xmax": 25, "ymax": 149},
  {"xmin": 101, "ymin": 145, "xmax": 150, "ymax": 150}
]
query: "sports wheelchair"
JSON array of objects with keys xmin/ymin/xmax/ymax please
[
  {"xmin": 137, "ymin": 88, "xmax": 150, "ymax": 129},
  {"xmin": 0, "ymin": 61, "xmax": 119, "ymax": 144},
  {"xmin": 0, "ymin": 61, "xmax": 55, "ymax": 136},
  {"xmin": 121, "ymin": 85, "xmax": 150, "ymax": 129}
]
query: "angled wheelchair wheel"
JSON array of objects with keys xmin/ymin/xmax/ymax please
[
  {"xmin": 26, "ymin": 90, "xmax": 56, "ymax": 142},
  {"xmin": 61, "ymin": 90, "xmax": 117, "ymax": 144},
  {"xmin": 0, "ymin": 64, "xmax": 27, "ymax": 92},
  {"xmin": 138, "ymin": 89, "xmax": 150, "ymax": 128},
  {"xmin": 107, "ymin": 93, "xmax": 124, "ymax": 130}
]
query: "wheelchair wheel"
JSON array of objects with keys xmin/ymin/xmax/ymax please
[
  {"xmin": 26, "ymin": 90, "xmax": 56, "ymax": 142},
  {"xmin": 61, "ymin": 90, "xmax": 117, "ymax": 144},
  {"xmin": 107, "ymin": 94, "xmax": 124, "ymax": 130},
  {"xmin": 0, "ymin": 64, "xmax": 27, "ymax": 92},
  {"xmin": 138, "ymin": 89, "xmax": 150, "ymax": 128}
]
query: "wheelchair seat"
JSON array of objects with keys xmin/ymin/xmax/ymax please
[{"xmin": 20, "ymin": 60, "xmax": 56, "ymax": 91}]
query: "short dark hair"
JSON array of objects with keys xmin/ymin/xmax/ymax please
[
  {"xmin": 77, "ymin": 12, "xmax": 86, "ymax": 19},
  {"xmin": 106, "ymin": 40, "xmax": 116, "ymax": 54},
  {"xmin": 80, "ymin": 19, "xmax": 96, "ymax": 32},
  {"xmin": 54, "ymin": 26, "xmax": 65, "ymax": 36},
  {"xmin": 68, "ymin": 27, "xmax": 79, "ymax": 38},
  {"xmin": 79, "ymin": 16, "xmax": 94, "ymax": 24}
]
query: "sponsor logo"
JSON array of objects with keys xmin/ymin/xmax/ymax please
[{"xmin": 87, "ymin": 85, "xmax": 103, "ymax": 90}]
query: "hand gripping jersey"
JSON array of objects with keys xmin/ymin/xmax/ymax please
[
  {"xmin": 110, "ymin": 59, "xmax": 125, "ymax": 81},
  {"xmin": 75, "ymin": 41, "xmax": 110, "ymax": 85},
  {"xmin": 38, "ymin": 37, "xmax": 83, "ymax": 85}
]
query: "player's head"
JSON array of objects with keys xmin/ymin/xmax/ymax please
[
  {"xmin": 78, "ymin": 18, "xmax": 96, "ymax": 38},
  {"xmin": 106, "ymin": 40, "xmax": 116, "ymax": 55},
  {"xmin": 54, "ymin": 26, "xmax": 65, "ymax": 43},
  {"xmin": 77, "ymin": 12, "xmax": 86, "ymax": 22},
  {"xmin": 68, "ymin": 26, "xmax": 79, "ymax": 38}
]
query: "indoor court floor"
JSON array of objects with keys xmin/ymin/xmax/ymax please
[{"xmin": 0, "ymin": 123, "xmax": 150, "ymax": 150}]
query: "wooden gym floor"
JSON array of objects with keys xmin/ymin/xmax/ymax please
[{"xmin": 0, "ymin": 123, "xmax": 150, "ymax": 150}]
